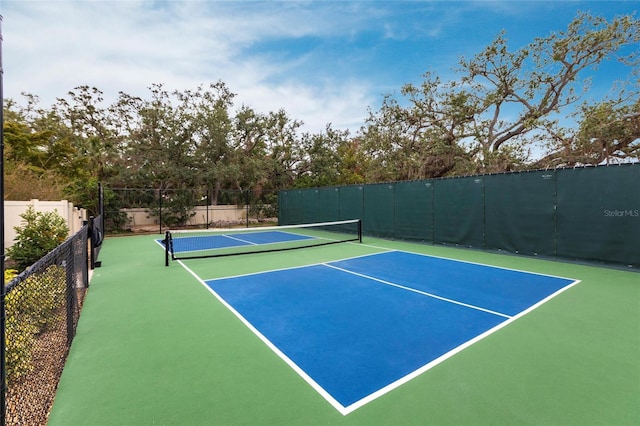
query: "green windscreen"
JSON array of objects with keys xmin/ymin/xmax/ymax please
[
  {"xmin": 363, "ymin": 183, "xmax": 395, "ymax": 238},
  {"xmin": 299, "ymin": 189, "xmax": 320, "ymax": 224},
  {"xmin": 317, "ymin": 187, "xmax": 340, "ymax": 223},
  {"xmin": 557, "ymin": 165, "xmax": 640, "ymax": 267},
  {"xmin": 394, "ymin": 180, "xmax": 434, "ymax": 242},
  {"xmin": 434, "ymin": 176, "xmax": 485, "ymax": 248},
  {"xmin": 485, "ymin": 171, "xmax": 556, "ymax": 257},
  {"xmin": 339, "ymin": 185, "xmax": 364, "ymax": 221},
  {"xmin": 278, "ymin": 190, "xmax": 304, "ymax": 225},
  {"xmin": 279, "ymin": 164, "xmax": 639, "ymax": 268}
]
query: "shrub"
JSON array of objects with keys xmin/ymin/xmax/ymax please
[
  {"xmin": 4, "ymin": 269, "xmax": 18, "ymax": 283},
  {"xmin": 6, "ymin": 206, "xmax": 69, "ymax": 271},
  {"xmin": 4, "ymin": 266, "xmax": 66, "ymax": 383},
  {"xmin": 5, "ymin": 291, "xmax": 38, "ymax": 381}
]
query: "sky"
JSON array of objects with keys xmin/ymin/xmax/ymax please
[{"xmin": 0, "ymin": 1, "xmax": 637, "ymax": 135}]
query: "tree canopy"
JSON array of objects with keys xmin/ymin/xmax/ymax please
[{"xmin": 3, "ymin": 12, "xmax": 638, "ymax": 211}]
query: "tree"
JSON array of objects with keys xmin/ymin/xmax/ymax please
[
  {"xmin": 459, "ymin": 11, "xmax": 639, "ymax": 171},
  {"xmin": 4, "ymin": 163, "xmax": 64, "ymax": 201},
  {"xmin": 53, "ymin": 86, "xmax": 124, "ymax": 181},
  {"xmin": 537, "ymin": 97, "xmax": 640, "ymax": 166},
  {"xmin": 120, "ymin": 84, "xmax": 197, "ymax": 190},
  {"xmin": 360, "ymin": 12, "xmax": 639, "ymax": 178},
  {"xmin": 361, "ymin": 82, "xmax": 476, "ymax": 181},
  {"xmin": 6, "ymin": 207, "xmax": 69, "ymax": 271},
  {"xmin": 188, "ymin": 82, "xmax": 236, "ymax": 201},
  {"xmin": 229, "ymin": 107, "xmax": 303, "ymax": 195},
  {"xmin": 295, "ymin": 125, "xmax": 350, "ymax": 188},
  {"xmin": 3, "ymin": 96, "xmax": 81, "ymax": 200}
]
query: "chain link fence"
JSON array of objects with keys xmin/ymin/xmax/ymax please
[
  {"xmin": 106, "ymin": 188, "xmax": 278, "ymax": 233},
  {"xmin": 3, "ymin": 225, "xmax": 91, "ymax": 425}
]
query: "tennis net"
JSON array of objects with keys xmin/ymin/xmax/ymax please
[{"xmin": 164, "ymin": 219, "xmax": 362, "ymax": 265}]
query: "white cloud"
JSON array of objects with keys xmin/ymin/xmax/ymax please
[
  {"xmin": 236, "ymin": 78, "xmax": 372, "ymax": 132},
  {"xmin": 2, "ymin": 0, "xmax": 380, "ymax": 133},
  {"xmin": 2, "ymin": 0, "xmax": 634, "ymax": 136}
]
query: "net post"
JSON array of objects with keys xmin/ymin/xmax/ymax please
[
  {"xmin": 206, "ymin": 190, "xmax": 210, "ymax": 230},
  {"xmin": 158, "ymin": 189, "xmax": 163, "ymax": 235},
  {"xmin": 89, "ymin": 216, "xmax": 96, "ymax": 269},
  {"xmin": 98, "ymin": 182, "xmax": 104, "ymax": 233},
  {"xmin": 245, "ymin": 189, "xmax": 250, "ymax": 228},
  {"xmin": 358, "ymin": 219, "xmax": 362, "ymax": 243},
  {"xmin": 164, "ymin": 230, "xmax": 171, "ymax": 266}
]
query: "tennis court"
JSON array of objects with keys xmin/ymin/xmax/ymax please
[{"xmin": 48, "ymin": 228, "xmax": 639, "ymax": 425}]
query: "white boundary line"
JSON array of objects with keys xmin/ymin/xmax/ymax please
[
  {"xmin": 349, "ymin": 244, "xmax": 578, "ymax": 282},
  {"xmin": 177, "ymin": 260, "xmax": 349, "ymax": 415},
  {"xmin": 175, "ymin": 248, "xmax": 581, "ymax": 416},
  {"xmin": 339, "ymin": 275, "xmax": 581, "ymax": 414}
]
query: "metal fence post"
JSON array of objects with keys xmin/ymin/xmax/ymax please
[{"xmin": 1, "ymin": 14, "xmax": 7, "ymax": 426}]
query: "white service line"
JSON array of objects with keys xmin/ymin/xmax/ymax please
[
  {"xmin": 223, "ymin": 234, "xmax": 259, "ymax": 245},
  {"xmin": 323, "ymin": 263, "xmax": 512, "ymax": 319}
]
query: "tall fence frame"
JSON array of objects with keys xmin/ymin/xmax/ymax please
[
  {"xmin": 105, "ymin": 188, "xmax": 279, "ymax": 234},
  {"xmin": 279, "ymin": 164, "xmax": 640, "ymax": 269}
]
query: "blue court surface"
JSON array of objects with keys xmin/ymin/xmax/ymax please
[
  {"xmin": 164, "ymin": 230, "xmax": 314, "ymax": 253},
  {"xmin": 200, "ymin": 250, "xmax": 578, "ymax": 415}
]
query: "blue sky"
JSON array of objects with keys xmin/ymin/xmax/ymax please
[{"xmin": 1, "ymin": 1, "xmax": 637, "ymax": 134}]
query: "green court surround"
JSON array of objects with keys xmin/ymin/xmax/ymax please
[{"xmin": 48, "ymin": 233, "xmax": 639, "ymax": 425}]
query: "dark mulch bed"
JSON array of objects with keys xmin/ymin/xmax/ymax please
[{"xmin": 5, "ymin": 289, "xmax": 86, "ymax": 426}]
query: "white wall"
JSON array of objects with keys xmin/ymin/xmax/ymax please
[
  {"xmin": 4, "ymin": 199, "xmax": 88, "ymax": 250},
  {"xmin": 124, "ymin": 205, "xmax": 247, "ymax": 227}
]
